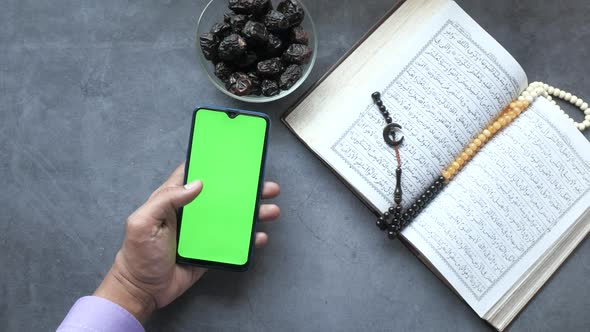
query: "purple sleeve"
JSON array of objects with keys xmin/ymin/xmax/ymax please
[{"xmin": 57, "ymin": 296, "xmax": 145, "ymax": 332}]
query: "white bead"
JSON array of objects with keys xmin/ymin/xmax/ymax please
[
  {"xmin": 526, "ymin": 86, "xmax": 534, "ymax": 92},
  {"xmin": 570, "ymin": 96, "xmax": 578, "ymax": 104},
  {"xmin": 575, "ymin": 99, "xmax": 583, "ymax": 107},
  {"xmin": 546, "ymin": 95, "xmax": 553, "ymax": 101},
  {"xmin": 559, "ymin": 91, "xmax": 566, "ymax": 99},
  {"xmin": 579, "ymin": 123, "xmax": 586, "ymax": 131},
  {"xmin": 522, "ymin": 91, "xmax": 530, "ymax": 97},
  {"xmin": 565, "ymin": 92, "xmax": 572, "ymax": 101},
  {"xmin": 548, "ymin": 86, "xmax": 555, "ymax": 94},
  {"xmin": 586, "ymin": 114, "xmax": 590, "ymax": 121},
  {"xmin": 581, "ymin": 103, "xmax": 589, "ymax": 111},
  {"xmin": 585, "ymin": 109, "xmax": 590, "ymax": 115},
  {"xmin": 584, "ymin": 120, "xmax": 590, "ymax": 127},
  {"xmin": 552, "ymin": 100, "xmax": 558, "ymax": 105},
  {"xmin": 526, "ymin": 95, "xmax": 534, "ymax": 102},
  {"xmin": 570, "ymin": 118, "xmax": 575, "ymax": 123},
  {"xmin": 535, "ymin": 88, "xmax": 544, "ymax": 95},
  {"xmin": 518, "ymin": 96, "xmax": 525, "ymax": 101},
  {"xmin": 543, "ymin": 84, "xmax": 549, "ymax": 89},
  {"xmin": 554, "ymin": 88, "xmax": 561, "ymax": 96}
]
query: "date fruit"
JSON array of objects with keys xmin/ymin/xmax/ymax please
[
  {"xmin": 226, "ymin": 72, "xmax": 253, "ymax": 96},
  {"xmin": 210, "ymin": 22, "xmax": 232, "ymax": 39},
  {"xmin": 257, "ymin": 57, "xmax": 284, "ymax": 78},
  {"xmin": 261, "ymin": 79, "xmax": 280, "ymax": 96},
  {"xmin": 214, "ymin": 62, "xmax": 234, "ymax": 81},
  {"xmin": 279, "ymin": 64, "xmax": 302, "ymax": 90},
  {"xmin": 242, "ymin": 20, "xmax": 269, "ymax": 45},
  {"xmin": 218, "ymin": 34, "xmax": 248, "ymax": 61},
  {"xmin": 264, "ymin": 10, "xmax": 290, "ymax": 32},
  {"xmin": 290, "ymin": 26, "xmax": 308, "ymax": 45},
  {"xmin": 282, "ymin": 43, "xmax": 312, "ymax": 64},
  {"xmin": 199, "ymin": 32, "xmax": 219, "ymax": 61},
  {"xmin": 277, "ymin": 0, "xmax": 305, "ymax": 27},
  {"xmin": 229, "ymin": 0, "xmax": 271, "ymax": 16}
]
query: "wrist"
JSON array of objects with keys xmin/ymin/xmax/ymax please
[{"xmin": 94, "ymin": 263, "xmax": 156, "ymax": 323}]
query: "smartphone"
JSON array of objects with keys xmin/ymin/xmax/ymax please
[{"xmin": 176, "ymin": 106, "xmax": 270, "ymax": 271}]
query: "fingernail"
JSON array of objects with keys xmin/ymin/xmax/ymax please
[{"xmin": 184, "ymin": 180, "xmax": 202, "ymax": 190}]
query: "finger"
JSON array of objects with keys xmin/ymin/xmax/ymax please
[
  {"xmin": 161, "ymin": 163, "xmax": 186, "ymax": 188},
  {"xmin": 262, "ymin": 182, "xmax": 280, "ymax": 199},
  {"xmin": 258, "ymin": 204, "xmax": 280, "ymax": 221},
  {"xmin": 135, "ymin": 180, "xmax": 203, "ymax": 223},
  {"xmin": 254, "ymin": 232, "xmax": 268, "ymax": 248}
]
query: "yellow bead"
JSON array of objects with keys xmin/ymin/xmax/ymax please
[
  {"xmin": 452, "ymin": 161, "xmax": 461, "ymax": 169},
  {"xmin": 457, "ymin": 156, "xmax": 465, "ymax": 166},
  {"xmin": 478, "ymin": 134, "xmax": 487, "ymax": 142},
  {"xmin": 488, "ymin": 125, "xmax": 498, "ymax": 134},
  {"xmin": 512, "ymin": 107, "xmax": 522, "ymax": 115},
  {"xmin": 465, "ymin": 148, "xmax": 474, "ymax": 156},
  {"xmin": 509, "ymin": 102, "xmax": 518, "ymax": 109},
  {"xmin": 521, "ymin": 100, "xmax": 530, "ymax": 108},
  {"xmin": 442, "ymin": 170, "xmax": 452, "ymax": 180},
  {"xmin": 460, "ymin": 152, "xmax": 469, "ymax": 161},
  {"xmin": 506, "ymin": 111, "xmax": 516, "ymax": 120},
  {"xmin": 483, "ymin": 129, "xmax": 492, "ymax": 138},
  {"xmin": 447, "ymin": 166, "xmax": 457, "ymax": 176},
  {"xmin": 503, "ymin": 115, "xmax": 512, "ymax": 123},
  {"xmin": 474, "ymin": 138, "xmax": 482, "ymax": 147},
  {"xmin": 493, "ymin": 122, "xmax": 502, "ymax": 130},
  {"xmin": 499, "ymin": 117, "xmax": 508, "ymax": 126},
  {"xmin": 469, "ymin": 143, "xmax": 478, "ymax": 151}
]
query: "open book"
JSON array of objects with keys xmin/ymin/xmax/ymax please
[{"xmin": 282, "ymin": 0, "xmax": 590, "ymax": 330}]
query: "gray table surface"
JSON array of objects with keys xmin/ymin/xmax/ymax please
[{"xmin": 1, "ymin": 0, "xmax": 590, "ymax": 331}]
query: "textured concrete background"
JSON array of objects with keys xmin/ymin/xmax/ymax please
[{"xmin": 1, "ymin": 0, "xmax": 589, "ymax": 331}]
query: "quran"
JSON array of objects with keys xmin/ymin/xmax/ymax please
[{"xmin": 282, "ymin": 0, "xmax": 590, "ymax": 330}]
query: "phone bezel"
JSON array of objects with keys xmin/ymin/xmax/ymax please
[{"xmin": 176, "ymin": 105, "xmax": 271, "ymax": 272}]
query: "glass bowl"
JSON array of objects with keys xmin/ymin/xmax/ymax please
[{"xmin": 196, "ymin": 0, "xmax": 318, "ymax": 103}]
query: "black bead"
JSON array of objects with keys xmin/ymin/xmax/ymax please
[
  {"xmin": 382, "ymin": 111, "xmax": 389, "ymax": 117},
  {"xmin": 371, "ymin": 92, "xmax": 381, "ymax": 101},
  {"xmin": 430, "ymin": 185, "xmax": 437, "ymax": 192},
  {"xmin": 378, "ymin": 105, "xmax": 386, "ymax": 112},
  {"xmin": 385, "ymin": 217, "xmax": 393, "ymax": 226},
  {"xmin": 417, "ymin": 199, "xmax": 424, "ymax": 207},
  {"xmin": 387, "ymin": 230, "xmax": 398, "ymax": 240},
  {"xmin": 411, "ymin": 203, "xmax": 418, "ymax": 209},
  {"xmin": 425, "ymin": 190, "xmax": 432, "ymax": 198},
  {"xmin": 395, "ymin": 206, "xmax": 402, "ymax": 213},
  {"xmin": 376, "ymin": 100, "xmax": 383, "ymax": 107},
  {"xmin": 388, "ymin": 206, "xmax": 395, "ymax": 214},
  {"xmin": 407, "ymin": 208, "xmax": 415, "ymax": 216},
  {"xmin": 438, "ymin": 176, "xmax": 445, "ymax": 182},
  {"xmin": 383, "ymin": 211, "xmax": 390, "ymax": 218},
  {"xmin": 376, "ymin": 218, "xmax": 386, "ymax": 230},
  {"xmin": 385, "ymin": 116, "xmax": 392, "ymax": 123}
]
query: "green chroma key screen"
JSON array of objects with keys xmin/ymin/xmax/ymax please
[{"xmin": 178, "ymin": 108, "xmax": 268, "ymax": 267}]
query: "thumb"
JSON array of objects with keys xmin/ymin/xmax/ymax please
[
  {"xmin": 138, "ymin": 180, "xmax": 204, "ymax": 221},
  {"xmin": 162, "ymin": 180, "xmax": 204, "ymax": 210}
]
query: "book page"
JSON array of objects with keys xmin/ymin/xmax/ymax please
[
  {"xmin": 285, "ymin": 0, "xmax": 527, "ymax": 211},
  {"xmin": 403, "ymin": 98, "xmax": 590, "ymax": 317}
]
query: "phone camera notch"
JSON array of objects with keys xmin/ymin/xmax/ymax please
[{"xmin": 227, "ymin": 111, "xmax": 238, "ymax": 119}]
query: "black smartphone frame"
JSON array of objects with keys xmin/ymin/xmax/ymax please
[{"xmin": 176, "ymin": 105, "xmax": 271, "ymax": 272}]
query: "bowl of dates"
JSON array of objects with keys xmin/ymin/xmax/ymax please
[{"xmin": 197, "ymin": 0, "xmax": 317, "ymax": 103}]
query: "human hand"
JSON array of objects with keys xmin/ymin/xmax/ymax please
[{"xmin": 94, "ymin": 163, "xmax": 280, "ymax": 322}]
